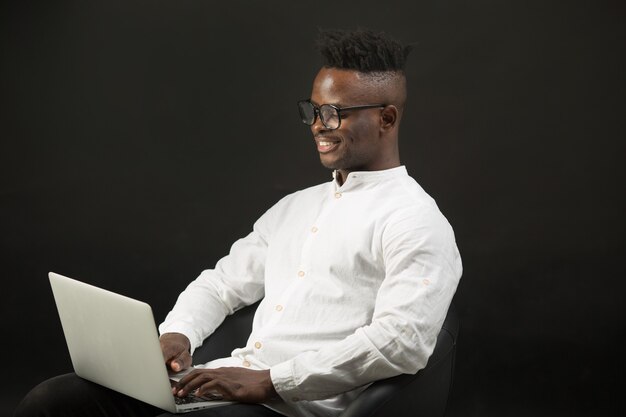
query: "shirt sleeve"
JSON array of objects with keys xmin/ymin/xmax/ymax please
[
  {"xmin": 158, "ymin": 208, "xmax": 275, "ymax": 353},
  {"xmin": 270, "ymin": 206, "xmax": 462, "ymax": 401}
]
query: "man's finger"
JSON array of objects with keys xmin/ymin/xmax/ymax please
[
  {"xmin": 197, "ymin": 379, "xmax": 232, "ymax": 401},
  {"xmin": 170, "ymin": 359, "xmax": 183, "ymax": 372},
  {"xmin": 168, "ymin": 352, "xmax": 192, "ymax": 372},
  {"xmin": 175, "ymin": 370, "xmax": 213, "ymax": 396}
]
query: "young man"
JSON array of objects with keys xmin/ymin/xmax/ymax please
[{"xmin": 16, "ymin": 29, "xmax": 462, "ymax": 417}]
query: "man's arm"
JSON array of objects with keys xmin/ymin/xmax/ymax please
[{"xmin": 158, "ymin": 204, "xmax": 277, "ymax": 358}]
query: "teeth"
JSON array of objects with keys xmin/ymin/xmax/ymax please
[{"xmin": 319, "ymin": 141, "xmax": 335, "ymax": 146}]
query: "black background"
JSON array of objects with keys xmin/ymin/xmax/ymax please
[{"xmin": 1, "ymin": 1, "xmax": 624, "ymax": 416}]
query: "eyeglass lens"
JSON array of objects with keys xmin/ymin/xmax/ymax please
[
  {"xmin": 298, "ymin": 101, "xmax": 316, "ymax": 125},
  {"xmin": 298, "ymin": 101, "xmax": 340, "ymax": 129},
  {"xmin": 319, "ymin": 105, "xmax": 340, "ymax": 129}
]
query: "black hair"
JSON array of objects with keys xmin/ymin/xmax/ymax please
[{"xmin": 316, "ymin": 28, "xmax": 412, "ymax": 73}]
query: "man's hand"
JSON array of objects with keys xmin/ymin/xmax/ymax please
[
  {"xmin": 172, "ymin": 367, "xmax": 278, "ymax": 403},
  {"xmin": 160, "ymin": 332, "xmax": 192, "ymax": 372}
]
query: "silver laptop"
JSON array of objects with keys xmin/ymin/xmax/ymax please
[{"xmin": 49, "ymin": 271, "xmax": 233, "ymax": 413}]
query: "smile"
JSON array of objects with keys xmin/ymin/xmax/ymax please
[{"xmin": 316, "ymin": 138, "xmax": 340, "ymax": 153}]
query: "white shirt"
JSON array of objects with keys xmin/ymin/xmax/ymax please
[{"xmin": 159, "ymin": 166, "xmax": 462, "ymax": 417}]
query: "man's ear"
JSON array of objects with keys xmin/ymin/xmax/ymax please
[{"xmin": 380, "ymin": 105, "xmax": 398, "ymax": 132}]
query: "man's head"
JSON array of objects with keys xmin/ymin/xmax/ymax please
[{"xmin": 301, "ymin": 29, "xmax": 411, "ymax": 182}]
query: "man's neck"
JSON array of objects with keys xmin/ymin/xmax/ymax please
[{"xmin": 335, "ymin": 170, "xmax": 348, "ymax": 186}]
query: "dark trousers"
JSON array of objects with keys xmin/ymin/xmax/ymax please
[{"xmin": 14, "ymin": 373, "xmax": 285, "ymax": 417}]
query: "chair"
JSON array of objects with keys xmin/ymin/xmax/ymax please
[{"xmin": 193, "ymin": 302, "xmax": 459, "ymax": 417}]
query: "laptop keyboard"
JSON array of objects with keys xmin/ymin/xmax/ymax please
[{"xmin": 174, "ymin": 393, "xmax": 206, "ymax": 405}]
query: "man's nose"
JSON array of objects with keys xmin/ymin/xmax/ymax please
[{"xmin": 311, "ymin": 117, "xmax": 327, "ymax": 135}]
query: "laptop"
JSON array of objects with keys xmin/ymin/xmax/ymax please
[{"xmin": 48, "ymin": 271, "xmax": 233, "ymax": 413}]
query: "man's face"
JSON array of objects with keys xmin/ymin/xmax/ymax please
[{"xmin": 309, "ymin": 67, "xmax": 384, "ymax": 173}]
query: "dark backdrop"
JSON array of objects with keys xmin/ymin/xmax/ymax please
[{"xmin": 1, "ymin": 1, "xmax": 624, "ymax": 416}]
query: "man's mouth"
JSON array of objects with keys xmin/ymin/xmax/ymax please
[{"xmin": 316, "ymin": 138, "xmax": 340, "ymax": 153}]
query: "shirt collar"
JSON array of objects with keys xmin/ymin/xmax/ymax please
[{"xmin": 332, "ymin": 166, "xmax": 408, "ymax": 190}]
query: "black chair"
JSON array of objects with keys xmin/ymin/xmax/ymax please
[{"xmin": 193, "ymin": 302, "xmax": 459, "ymax": 417}]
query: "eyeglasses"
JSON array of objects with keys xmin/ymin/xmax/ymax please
[{"xmin": 297, "ymin": 100, "xmax": 386, "ymax": 130}]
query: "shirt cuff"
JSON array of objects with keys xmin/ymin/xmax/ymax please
[
  {"xmin": 270, "ymin": 360, "xmax": 303, "ymax": 403},
  {"xmin": 158, "ymin": 322, "xmax": 202, "ymax": 355}
]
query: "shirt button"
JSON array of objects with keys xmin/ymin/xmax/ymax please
[
  {"xmin": 311, "ymin": 226, "xmax": 318, "ymax": 233},
  {"xmin": 242, "ymin": 360, "xmax": 251, "ymax": 367},
  {"xmin": 297, "ymin": 270, "xmax": 305, "ymax": 277},
  {"xmin": 275, "ymin": 305, "xmax": 283, "ymax": 312},
  {"xmin": 292, "ymin": 397, "xmax": 300, "ymax": 402},
  {"xmin": 254, "ymin": 341, "xmax": 262, "ymax": 349},
  {"xmin": 335, "ymin": 192, "xmax": 342, "ymax": 199},
  {"xmin": 423, "ymin": 278, "xmax": 430, "ymax": 285}
]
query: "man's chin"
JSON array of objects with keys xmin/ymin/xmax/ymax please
[{"xmin": 319, "ymin": 155, "xmax": 341, "ymax": 170}]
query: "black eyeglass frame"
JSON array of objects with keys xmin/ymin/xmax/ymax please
[{"xmin": 297, "ymin": 100, "xmax": 387, "ymax": 130}]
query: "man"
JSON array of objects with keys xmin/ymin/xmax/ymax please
[{"xmin": 15, "ymin": 29, "xmax": 462, "ymax": 417}]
